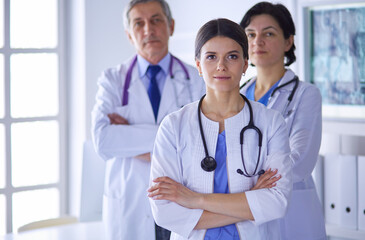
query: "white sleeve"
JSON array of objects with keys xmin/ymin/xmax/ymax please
[
  {"xmin": 91, "ymin": 69, "xmax": 159, "ymax": 160},
  {"xmin": 289, "ymin": 86, "xmax": 322, "ymax": 183},
  {"xmin": 149, "ymin": 116, "xmax": 203, "ymax": 238},
  {"xmin": 245, "ymin": 112, "xmax": 292, "ymax": 225}
]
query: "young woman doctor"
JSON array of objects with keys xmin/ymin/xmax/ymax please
[
  {"xmin": 240, "ymin": 2, "xmax": 326, "ymax": 240},
  {"xmin": 148, "ymin": 18, "xmax": 292, "ymax": 240}
]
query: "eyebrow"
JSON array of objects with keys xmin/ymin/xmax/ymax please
[
  {"xmin": 131, "ymin": 13, "xmax": 163, "ymax": 22},
  {"xmin": 203, "ymin": 50, "xmax": 240, "ymax": 55},
  {"xmin": 245, "ymin": 26, "xmax": 278, "ymax": 32}
]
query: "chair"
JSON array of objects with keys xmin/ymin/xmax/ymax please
[{"xmin": 17, "ymin": 216, "xmax": 78, "ymax": 232}]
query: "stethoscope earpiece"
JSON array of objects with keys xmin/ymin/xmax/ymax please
[{"xmin": 201, "ymin": 156, "xmax": 217, "ymax": 172}]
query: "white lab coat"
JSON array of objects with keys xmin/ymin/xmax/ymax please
[
  {"xmin": 149, "ymin": 100, "xmax": 292, "ymax": 240},
  {"xmin": 92, "ymin": 55, "xmax": 205, "ymax": 240},
  {"xmin": 240, "ymin": 69, "xmax": 326, "ymax": 240}
]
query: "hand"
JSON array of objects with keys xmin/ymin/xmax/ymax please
[
  {"xmin": 251, "ymin": 168, "xmax": 281, "ymax": 190},
  {"xmin": 108, "ymin": 113, "xmax": 129, "ymax": 125},
  {"xmin": 148, "ymin": 176, "xmax": 202, "ymax": 209},
  {"xmin": 134, "ymin": 153, "xmax": 151, "ymax": 162}
]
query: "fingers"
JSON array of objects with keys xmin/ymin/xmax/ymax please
[
  {"xmin": 108, "ymin": 113, "xmax": 129, "ymax": 125},
  {"xmin": 251, "ymin": 168, "xmax": 281, "ymax": 190},
  {"xmin": 147, "ymin": 178, "xmax": 178, "ymax": 200},
  {"xmin": 135, "ymin": 153, "xmax": 151, "ymax": 162}
]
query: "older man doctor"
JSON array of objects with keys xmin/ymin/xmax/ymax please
[{"xmin": 91, "ymin": 0, "xmax": 205, "ymax": 239}]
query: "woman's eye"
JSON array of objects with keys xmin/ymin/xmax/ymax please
[
  {"xmin": 265, "ymin": 32, "xmax": 273, "ymax": 37},
  {"xmin": 206, "ymin": 55, "xmax": 216, "ymax": 60},
  {"xmin": 228, "ymin": 54, "xmax": 238, "ymax": 60},
  {"xmin": 246, "ymin": 33, "xmax": 255, "ymax": 38}
]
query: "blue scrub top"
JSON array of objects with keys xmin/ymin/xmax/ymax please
[
  {"xmin": 204, "ymin": 131, "xmax": 240, "ymax": 240},
  {"xmin": 246, "ymin": 79, "xmax": 281, "ymax": 106}
]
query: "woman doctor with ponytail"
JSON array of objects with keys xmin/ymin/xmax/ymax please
[
  {"xmin": 147, "ymin": 18, "xmax": 292, "ymax": 240},
  {"xmin": 240, "ymin": 2, "xmax": 326, "ymax": 240}
]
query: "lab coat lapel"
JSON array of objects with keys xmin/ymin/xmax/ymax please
[
  {"xmin": 158, "ymin": 73, "xmax": 188, "ymax": 123},
  {"xmin": 127, "ymin": 68, "xmax": 156, "ymax": 123},
  {"xmin": 267, "ymin": 70, "xmax": 295, "ymax": 110},
  {"xmin": 158, "ymin": 75, "xmax": 176, "ymax": 123}
]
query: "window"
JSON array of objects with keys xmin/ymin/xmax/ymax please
[{"xmin": 0, "ymin": 0, "xmax": 65, "ymax": 234}]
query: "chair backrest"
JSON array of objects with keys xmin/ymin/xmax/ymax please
[
  {"xmin": 79, "ymin": 140, "xmax": 105, "ymax": 222},
  {"xmin": 18, "ymin": 216, "xmax": 78, "ymax": 232}
]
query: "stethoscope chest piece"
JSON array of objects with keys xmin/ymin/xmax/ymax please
[{"xmin": 201, "ymin": 156, "xmax": 217, "ymax": 172}]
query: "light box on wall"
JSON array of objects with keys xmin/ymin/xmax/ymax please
[{"xmin": 297, "ymin": 0, "xmax": 365, "ymax": 120}]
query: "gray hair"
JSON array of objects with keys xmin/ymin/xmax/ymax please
[{"xmin": 123, "ymin": 0, "xmax": 173, "ymax": 30}]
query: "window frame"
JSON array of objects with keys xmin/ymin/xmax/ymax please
[{"xmin": 0, "ymin": 0, "xmax": 66, "ymax": 234}]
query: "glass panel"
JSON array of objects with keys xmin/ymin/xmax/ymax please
[
  {"xmin": 10, "ymin": 53, "xmax": 59, "ymax": 118},
  {"xmin": 0, "ymin": 194, "xmax": 5, "ymax": 236},
  {"xmin": 0, "ymin": 54, "xmax": 4, "ymax": 118},
  {"xmin": 11, "ymin": 121, "xmax": 59, "ymax": 187},
  {"xmin": 0, "ymin": 0, "xmax": 4, "ymax": 48},
  {"xmin": 10, "ymin": 0, "xmax": 57, "ymax": 48},
  {"xmin": 12, "ymin": 188, "xmax": 59, "ymax": 233},
  {"xmin": 0, "ymin": 124, "xmax": 5, "ymax": 188}
]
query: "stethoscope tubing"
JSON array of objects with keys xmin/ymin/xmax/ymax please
[
  {"xmin": 240, "ymin": 75, "xmax": 299, "ymax": 116},
  {"xmin": 121, "ymin": 55, "xmax": 191, "ymax": 106},
  {"xmin": 198, "ymin": 94, "xmax": 264, "ymax": 177}
]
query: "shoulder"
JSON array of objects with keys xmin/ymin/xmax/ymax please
[
  {"xmin": 98, "ymin": 57, "xmax": 135, "ymax": 86},
  {"xmin": 250, "ymin": 100, "xmax": 280, "ymax": 119},
  {"xmin": 249, "ymin": 100, "xmax": 285, "ymax": 132},
  {"xmin": 101, "ymin": 57, "xmax": 135, "ymax": 79},
  {"xmin": 160, "ymin": 101, "xmax": 199, "ymax": 130},
  {"xmin": 297, "ymin": 81, "xmax": 322, "ymax": 102}
]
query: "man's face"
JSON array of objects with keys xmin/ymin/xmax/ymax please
[{"xmin": 126, "ymin": 1, "xmax": 174, "ymax": 62}]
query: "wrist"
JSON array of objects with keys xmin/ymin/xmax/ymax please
[{"xmin": 196, "ymin": 193, "xmax": 205, "ymax": 209}]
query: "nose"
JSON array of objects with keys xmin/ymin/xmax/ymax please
[
  {"xmin": 144, "ymin": 21, "xmax": 154, "ymax": 35},
  {"xmin": 217, "ymin": 59, "xmax": 226, "ymax": 71},
  {"xmin": 252, "ymin": 34, "xmax": 264, "ymax": 46}
]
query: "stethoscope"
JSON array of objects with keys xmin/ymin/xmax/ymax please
[
  {"xmin": 270, "ymin": 76, "xmax": 299, "ymax": 116},
  {"xmin": 121, "ymin": 55, "xmax": 192, "ymax": 107},
  {"xmin": 240, "ymin": 75, "xmax": 299, "ymax": 116},
  {"xmin": 198, "ymin": 94, "xmax": 265, "ymax": 177}
]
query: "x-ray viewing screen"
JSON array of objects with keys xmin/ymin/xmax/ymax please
[{"xmin": 310, "ymin": 3, "xmax": 365, "ymax": 105}]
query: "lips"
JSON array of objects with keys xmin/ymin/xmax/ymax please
[
  {"xmin": 214, "ymin": 76, "xmax": 231, "ymax": 80},
  {"xmin": 253, "ymin": 50, "xmax": 266, "ymax": 55},
  {"xmin": 144, "ymin": 37, "xmax": 160, "ymax": 44}
]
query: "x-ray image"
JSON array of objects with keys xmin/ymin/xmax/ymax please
[{"xmin": 310, "ymin": 4, "xmax": 365, "ymax": 105}]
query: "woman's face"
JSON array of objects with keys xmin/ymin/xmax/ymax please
[
  {"xmin": 196, "ymin": 36, "xmax": 248, "ymax": 93},
  {"xmin": 245, "ymin": 14, "xmax": 293, "ymax": 68}
]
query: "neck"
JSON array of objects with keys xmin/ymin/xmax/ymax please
[
  {"xmin": 255, "ymin": 64, "xmax": 286, "ymax": 91},
  {"xmin": 202, "ymin": 90, "xmax": 244, "ymax": 122},
  {"xmin": 139, "ymin": 50, "xmax": 168, "ymax": 65}
]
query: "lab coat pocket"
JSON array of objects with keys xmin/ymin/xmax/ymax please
[{"xmin": 282, "ymin": 188, "xmax": 326, "ymax": 240}]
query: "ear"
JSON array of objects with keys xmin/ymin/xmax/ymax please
[
  {"xmin": 195, "ymin": 59, "xmax": 202, "ymax": 76},
  {"xmin": 169, "ymin": 19, "xmax": 175, "ymax": 36},
  {"xmin": 242, "ymin": 58, "xmax": 249, "ymax": 74},
  {"xmin": 285, "ymin": 35, "xmax": 294, "ymax": 52},
  {"xmin": 125, "ymin": 30, "xmax": 135, "ymax": 46}
]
